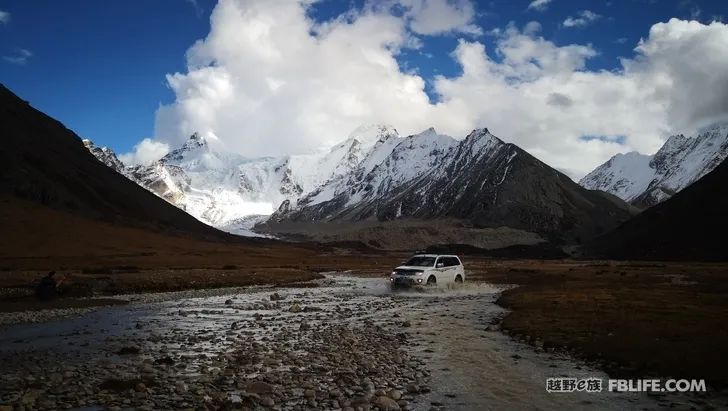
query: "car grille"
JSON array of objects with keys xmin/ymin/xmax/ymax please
[{"xmin": 394, "ymin": 269, "xmax": 421, "ymax": 276}]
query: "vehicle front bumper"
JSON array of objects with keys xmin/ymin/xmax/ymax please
[{"xmin": 390, "ymin": 275, "xmax": 425, "ymax": 288}]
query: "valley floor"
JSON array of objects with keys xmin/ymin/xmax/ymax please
[{"xmin": 1, "ymin": 259, "xmax": 727, "ymax": 409}]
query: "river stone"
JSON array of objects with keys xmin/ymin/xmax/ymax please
[
  {"xmin": 246, "ymin": 381, "xmax": 274, "ymax": 394},
  {"xmin": 376, "ymin": 396, "xmax": 401, "ymax": 411},
  {"xmin": 260, "ymin": 396, "xmax": 275, "ymax": 407}
]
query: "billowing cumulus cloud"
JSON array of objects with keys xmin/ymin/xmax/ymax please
[
  {"xmin": 396, "ymin": 0, "xmax": 482, "ymax": 35},
  {"xmin": 129, "ymin": 0, "xmax": 728, "ymax": 179}
]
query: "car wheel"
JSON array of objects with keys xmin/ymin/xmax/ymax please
[
  {"xmin": 426, "ymin": 276, "xmax": 436, "ymax": 286},
  {"xmin": 455, "ymin": 275, "xmax": 463, "ymax": 283}
]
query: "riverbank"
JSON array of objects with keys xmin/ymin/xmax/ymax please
[
  {"xmin": 473, "ymin": 259, "xmax": 728, "ymax": 392},
  {"xmin": 0, "ymin": 250, "xmax": 405, "ymax": 313}
]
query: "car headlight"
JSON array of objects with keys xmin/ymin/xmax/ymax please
[
  {"xmin": 417, "ymin": 278, "xmax": 422, "ymax": 283},
  {"xmin": 391, "ymin": 271, "xmax": 397, "ymax": 275}
]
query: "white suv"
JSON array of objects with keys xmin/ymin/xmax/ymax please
[{"xmin": 390, "ymin": 254, "xmax": 465, "ymax": 288}]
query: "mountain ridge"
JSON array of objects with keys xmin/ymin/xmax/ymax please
[
  {"xmin": 264, "ymin": 128, "xmax": 637, "ymax": 244},
  {"xmin": 84, "ymin": 122, "xmax": 636, "ymax": 246},
  {"xmin": 580, "ymin": 123, "xmax": 728, "ymax": 208}
]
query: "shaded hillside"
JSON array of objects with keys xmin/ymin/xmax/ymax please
[
  {"xmin": 587, "ymin": 158, "xmax": 728, "ymax": 261},
  {"xmin": 0, "ymin": 84, "xmax": 227, "ymax": 239},
  {"xmin": 0, "ymin": 195, "xmax": 315, "ymax": 270}
]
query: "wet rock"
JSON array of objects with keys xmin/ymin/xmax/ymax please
[
  {"xmin": 116, "ymin": 346, "xmax": 141, "ymax": 355},
  {"xmin": 154, "ymin": 356, "xmax": 175, "ymax": 365},
  {"xmin": 175, "ymin": 381, "xmax": 188, "ymax": 393},
  {"xmin": 260, "ymin": 396, "xmax": 275, "ymax": 407},
  {"xmin": 376, "ymin": 396, "xmax": 401, "ymax": 410},
  {"xmin": 246, "ymin": 381, "xmax": 274, "ymax": 394},
  {"xmin": 270, "ymin": 293, "xmax": 285, "ymax": 301}
]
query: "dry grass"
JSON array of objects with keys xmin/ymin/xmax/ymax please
[{"xmin": 469, "ymin": 259, "xmax": 728, "ymax": 390}]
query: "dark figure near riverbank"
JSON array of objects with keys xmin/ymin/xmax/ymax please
[{"xmin": 36, "ymin": 271, "xmax": 62, "ymax": 300}]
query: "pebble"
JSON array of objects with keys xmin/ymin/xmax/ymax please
[{"xmin": 377, "ymin": 395, "xmax": 402, "ymax": 410}]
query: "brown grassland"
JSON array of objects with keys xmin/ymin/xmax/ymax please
[{"xmin": 473, "ymin": 259, "xmax": 728, "ymax": 390}]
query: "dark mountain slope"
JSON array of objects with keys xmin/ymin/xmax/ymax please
[
  {"xmin": 587, "ymin": 158, "xmax": 728, "ymax": 261},
  {"xmin": 0, "ymin": 84, "xmax": 226, "ymax": 239}
]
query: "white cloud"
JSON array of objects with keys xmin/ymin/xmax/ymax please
[
  {"xmin": 527, "ymin": 0, "xmax": 552, "ymax": 12},
  {"xmin": 148, "ymin": 1, "xmax": 728, "ymax": 180},
  {"xmin": 522, "ymin": 21, "xmax": 542, "ymax": 35},
  {"xmin": 395, "ymin": 0, "xmax": 482, "ymax": 35},
  {"xmin": 563, "ymin": 10, "xmax": 601, "ymax": 28},
  {"xmin": 0, "ymin": 10, "xmax": 10, "ymax": 24},
  {"xmin": 3, "ymin": 48, "xmax": 32, "ymax": 65},
  {"xmin": 120, "ymin": 138, "xmax": 170, "ymax": 165}
]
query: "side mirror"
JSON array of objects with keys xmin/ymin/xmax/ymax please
[{"xmin": 436, "ymin": 262, "xmax": 444, "ymax": 268}]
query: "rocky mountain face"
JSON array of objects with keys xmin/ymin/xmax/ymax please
[
  {"xmin": 580, "ymin": 123, "xmax": 728, "ymax": 208},
  {"xmin": 587, "ymin": 157, "xmax": 728, "ymax": 261},
  {"xmin": 265, "ymin": 128, "xmax": 636, "ymax": 244}
]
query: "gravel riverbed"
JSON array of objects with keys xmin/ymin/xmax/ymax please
[{"xmin": 0, "ymin": 275, "xmax": 717, "ymax": 410}]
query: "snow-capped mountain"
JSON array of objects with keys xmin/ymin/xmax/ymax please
[
  {"xmin": 266, "ymin": 128, "xmax": 635, "ymax": 243},
  {"xmin": 294, "ymin": 127, "xmax": 457, "ymax": 211},
  {"xmin": 580, "ymin": 123, "xmax": 728, "ymax": 208},
  {"xmin": 85, "ymin": 125, "xmax": 634, "ymax": 242},
  {"xmin": 83, "ymin": 125, "xmax": 400, "ymax": 235}
]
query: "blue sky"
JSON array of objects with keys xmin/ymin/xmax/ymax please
[{"xmin": 1, "ymin": 0, "xmax": 726, "ymax": 161}]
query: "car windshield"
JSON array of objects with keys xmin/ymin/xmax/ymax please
[{"xmin": 404, "ymin": 256, "xmax": 436, "ymax": 267}]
